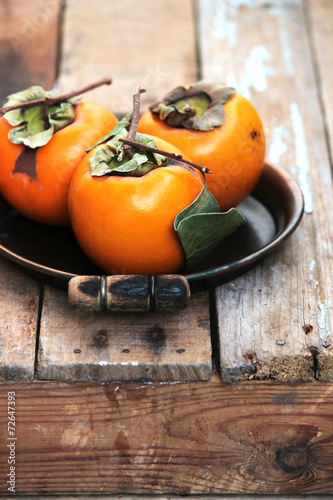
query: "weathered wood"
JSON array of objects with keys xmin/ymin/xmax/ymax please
[
  {"xmin": 0, "ymin": 257, "xmax": 39, "ymax": 381},
  {"xmin": 4, "ymin": 497, "xmax": 332, "ymax": 500},
  {"xmin": 306, "ymin": 0, "xmax": 333, "ymax": 381},
  {"xmin": 306, "ymin": 0, "xmax": 333, "ymax": 382},
  {"xmin": 1, "ymin": 376, "xmax": 333, "ymax": 495},
  {"xmin": 307, "ymin": 0, "xmax": 333, "ymax": 156},
  {"xmin": 0, "ymin": 0, "xmax": 61, "ymax": 100},
  {"xmin": 34, "ymin": 0, "xmax": 212, "ymax": 383},
  {"xmin": 58, "ymin": 0, "xmax": 198, "ymax": 114},
  {"xmin": 38, "ymin": 287, "xmax": 212, "ymax": 382},
  {"xmin": 196, "ymin": 0, "xmax": 333, "ymax": 381},
  {"xmin": 1, "ymin": 2, "xmax": 333, "ymax": 498},
  {"xmin": 0, "ymin": 0, "xmax": 61, "ymax": 381}
]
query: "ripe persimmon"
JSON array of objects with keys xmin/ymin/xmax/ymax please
[
  {"xmin": 0, "ymin": 83, "xmax": 118, "ymax": 226},
  {"xmin": 137, "ymin": 81, "xmax": 266, "ymax": 211},
  {"xmin": 68, "ymin": 133, "xmax": 204, "ymax": 276}
]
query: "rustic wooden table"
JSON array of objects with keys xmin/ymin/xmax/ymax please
[{"xmin": 0, "ymin": 0, "xmax": 333, "ymax": 497}]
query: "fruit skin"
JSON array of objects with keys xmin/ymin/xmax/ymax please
[
  {"xmin": 137, "ymin": 92, "xmax": 266, "ymax": 211},
  {"xmin": 68, "ymin": 137, "xmax": 203, "ymax": 276},
  {"xmin": 0, "ymin": 102, "xmax": 118, "ymax": 226}
]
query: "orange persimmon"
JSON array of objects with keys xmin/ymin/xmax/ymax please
[
  {"xmin": 0, "ymin": 100, "xmax": 118, "ymax": 226},
  {"xmin": 68, "ymin": 135, "xmax": 203, "ymax": 276},
  {"xmin": 137, "ymin": 81, "xmax": 266, "ymax": 211}
]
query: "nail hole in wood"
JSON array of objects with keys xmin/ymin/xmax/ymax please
[
  {"xmin": 94, "ymin": 329, "xmax": 108, "ymax": 348},
  {"xmin": 302, "ymin": 324, "xmax": 313, "ymax": 335}
]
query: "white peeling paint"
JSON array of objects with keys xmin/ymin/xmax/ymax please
[
  {"xmin": 0, "ymin": 351, "xmax": 8, "ymax": 364},
  {"xmin": 230, "ymin": 283, "xmax": 240, "ymax": 291},
  {"xmin": 308, "ymin": 260, "xmax": 318, "ymax": 289},
  {"xmin": 227, "ymin": 46, "xmax": 276, "ymax": 100},
  {"xmin": 212, "ymin": 2, "xmax": 238, "ymax": 47},
  {"xmin": 261, "ymin": 1, "xmax": 297, "ymax": 79},
  {"xmin": 276, "ymin": 9, "xmax": 295, "ymax": 78},
  {"xmin": 309, "ymin": 276, "xmax": 319, "ymax": 289},
  {"xmin": 225, "ymin": 0, "xmax": 303, "ymax": 6},
  {"xmin": 119, "ymin": 361, "xmax": 139, "ymax": 366},
  {"xmin": 268, "ymin": 125, "xmax": 289, "ymax": 164},
  {"xmin": 204, "ymin": 0, "xmax": 303, "ymax": 55},
  {"xmin": 290, "ymin": 101, "xmax": 313, "ymax": 213},
  {"xmin": 317, "ymin": 299, "xmax": 331, "ymax": 339}
]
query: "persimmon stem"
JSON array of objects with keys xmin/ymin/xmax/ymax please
[
  {"xmin": 123, "ymin": 87, "xmax": 146, "ymax": 160},
  {"xmin": 119, "ymin": 137, "xmax": 212, "ymax": 175},
  {"xmin": 0, "ymin": 77, "xmax": 112, "ymax": 116}
]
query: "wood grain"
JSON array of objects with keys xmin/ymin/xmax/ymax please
[
  {"xmin": 6, "ymin": 497, "xmax": 332, "ymax": 500},
  {"xmin": 307, "ymin": 0, "xmax": 333, "ymax": 157},
  {"xmin": 0, "ymin": 258, "xmax": 39, "ymax": 381},
  {"xmin": 0, "ymin": 0, "xmax": 61, "ymax": 380},
  {"xmin": 1, "ymin": 376, "xmax": 333, "ymax": 495},
  {"xmin": 196, "ymin": 0, "xmax": 333, "ymax": 381},
  {"xmin": 38, "ymin": 287, "xmax": 212, "ymax": 382},
  {"xmin": 1, "ymin": 2, "xmax": 333, "ymax": 497},
  {"xmin": 0, "ymin": 0, "xmax": 61, "ymax": 100},
  {"xmin": 306, "ymin": 0, "xmax": 333, "ymax": 382},
  {"xmin": 58, "ymin": 0, "xmax": 198, "ymax": 113},
  {"xmin": 35, "ymin": 0, "xmax": 213, "ymax": 383}
]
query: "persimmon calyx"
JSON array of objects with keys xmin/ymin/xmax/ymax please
[
  {"xmin": 149, "ymin": 81, "xmax": 235, "ymax": 131},
  {"xmin": 89, "ymin": 113, "xmax": 166, "ymax": 177},
  {"xmin": 2, "ymin": 86, "xmax": 79, "ymax": 148}
]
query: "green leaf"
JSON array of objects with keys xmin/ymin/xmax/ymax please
[
  {"xmin": 86, "ymin": 113, "xmax": 132, "ymax": 152},
  {"xmin": 174, "ymin": 181, "xmax": 220, "ymax": 224},
  {"xmin": 3, "ymin": 86, "xmax": 46, "ymax": 126},
  {"xmin": 89, "ymin": 118, "xmax": 166, "ymax": 177},
  {"xmin": 106, "ymin": 127, "xmax": 129, "ymax": 160},
  {"xmin": 89, "ymin": 148, "xmax": 116, "ymax": 176},
  {"xmin": 7, "ymin": 104, "xmax": 55, "ymax": 148},
  {"xmin": 112, "ymin": 152, "xmax": 148, "ymax": 173},
  {"xmin": 135, "ymin": 133, "xmax": 166, "ymax": 165},
  {"xmin": 2, "ymin": 85, "xmax": 76, "ymax": 148},
  {"xmin": 48, "ymin": 101, "xmax": 76, "ymax": 132},
  {"xmin": 149, "ymin": 81, "xmax": 235, "ymax": 131},
  {"xmin": 174, "ymin": 184, "xmax": 245, "ymax": 269}
]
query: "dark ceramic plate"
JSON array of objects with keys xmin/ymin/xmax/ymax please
[{"xmin": 0, "ymin": 162, "xmax": 304, "ymax": 292}]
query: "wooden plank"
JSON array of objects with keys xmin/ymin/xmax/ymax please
[
  {"xmin": 196, "ymin": 0, "xmax": 333, "ymax": 381},
  {"xmin": 0, "ymin": 258, "xmax": 39, "ymax": 381},
  {"xmin": 306, "ymin": 0, "xmax": 333, "ymax": 383},
  {"xmin": 306, "ymin": 0, "xmax": 333, "ymax": 372},
  {"xmin": 0, "ymin": 0, "xmax": 61, "ymax": 380},
  {"xmin": 2, "ymin": 493, "xmax": 319, "ymax": 500},
  {"xmin": 36, "ymin": 0, "xmax": 213, "ymax": 382},
  {"xmin": 37, "ymin": 287, "xmax": 212, "ymax": 382},
  {"xmin": 0, "ymin": 0, "xmax": 61, "ymax": 100},
  {"xmin": 1, "ymin": 376, "xmax": 333, "ymax": 495},
  {"xmin": 58, "ymin": 0, "xmax": 198, "ymax": 114},
  {"xmin": 4, "ymin": 497, "xmax": 332, "ymax": 500},
  {"xmin": 307, "ymin": 0, "xmax": 333, "ymax": 156}
]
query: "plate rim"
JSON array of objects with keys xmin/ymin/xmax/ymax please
[
  {"xmin": 185, "ymin": 161, "xmax": 304, "ymax": 284},
  {"xmin": 185, "ymin": 161, "xmax": 304, "ymax": 285}
]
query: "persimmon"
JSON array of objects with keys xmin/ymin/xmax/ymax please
[
  {"xmin": 0, "ymin": 80, "xmax": 118, "ymax": 226},
  {"xmin": 69, "ymin": 88, "xmax": 245, "ymax": 276},
  {"xmin": 68, "ymin": 133, "xmax": 204, "ymax": 276},
  {"xmin": 137, "ymin": 81, "xmax": 266, "ymax": 211}
]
